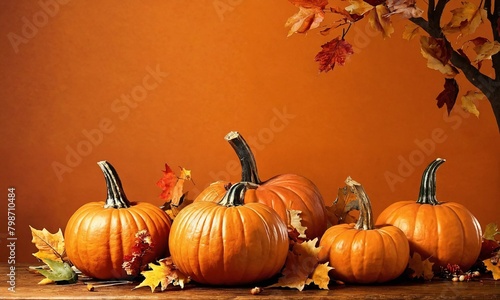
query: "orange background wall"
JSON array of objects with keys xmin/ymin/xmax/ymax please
[{"xmin": 0, "ymin": 1, "xmax": 498, "ymax": 264}]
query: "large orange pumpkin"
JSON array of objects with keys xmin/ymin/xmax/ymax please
[
  {"xmin": 169, "ymin": 182, "xmax": 289, "ymax": 285},
  {"xmin": 318, "ymin": 178, "xmax": 410, "ymax": 284},
  {"xmin": 65, "ymin": 161, "xmax": 171, "ymax": 280},
  {"xmin": 195, "ymin": 131, "xmax": 327, "ymax": 239},
  {"xmin": 376, "ymin": 158, "xmax": 482, "ymax": 271}
]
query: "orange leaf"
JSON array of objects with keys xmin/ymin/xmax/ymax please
[
  {"xmin": 420, "ymin": 36, "xmax": 459, "ymax": 77},
  {"xmin": 483, "ymin": 256, "xmax": 500, "ymax": 280},
  {"xmin": 156, "ymin": 164, "xmax": 177, "ymax": 201},
  {"xmin": 345, "ymin": 0, "xmax": 374, "ymax": 16},
  {"xmin": 325, "ymin": 185, "xmax": 359, "ymax": 227},
  {"xmin": 288, "ymin": 0, "xmax": 328, "ymax": 8},
  {"xmin": 368, "ymin": 5, "xmax": 394, "ymax": 39},
  {"xmin": 461, "ymin": 90, "xmax": 484, "ymax": 117},
  {"xmin": 315, "ymin": 36, "xmax": 354, "ymax": 72},
  {"xmin": 470, "ymin": 38, "xmax": 500, "ymax": 63},
  {"xmin": 134, "ymin": 258, "xmax": 190, "ymax": 292},
  {"xmin": 408, "ymin": 252, "xmax": 434, "ymax": 280},
  {"xmin": 385, "ymin": 0, "xmax": 423, "ymax": 18},
  {"xmin": 285, "ymin": 6, "xmax": 325, "ymax": 36},
  {"xmin": 402, "ymin": 23, "xmax": 420, "ymax": 40}
]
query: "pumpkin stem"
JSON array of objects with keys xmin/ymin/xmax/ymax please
[
  {"xmin": 225, "ymin": 131, "xmax": 261, "ymax": 184},
  {"xmin": 97, "ymin": 161, "xmax": 131, "ymax": 209},
  {"xmin": 218, "ymin": 181, "xmax": 257, "ymax": 207},
  {"xmin": 417, "ymin": 158, "xmax": 446, "ymax": 205},
  {"xmin": 345, "ymin": 177, "xmax": 374, "ymax": 231}
]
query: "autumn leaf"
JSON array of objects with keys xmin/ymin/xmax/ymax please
[
  {"xmin": 325, "ymin": 185, "xmax": 359, "ymax": 227},
  {"xmin": 407, "ymin": 252, "xmax": 434, "ymax": 280},
  {"xmin": 436, "ymin": 78, "xmax": 459, "ymax": 115},
  {"xmin": 156, "ymin": 164, "xmax": 178, "ymax": 201},
  {"xmin": 285, "ymin": 4, "xmax": 326, "ymax": 37},
  {"xmin": 134, "ymin": 258, "xmax": 190, "ymax": 292},
  {"xmin": 315, "ymin": 36, "xmax": 354, "ymax": 72},
  {"xmin": 157, "ymin": 164, "xmax": 193, "ymax": 221},
  {"xmin": 368, "ymin": 5, "xmax": 394, "ymax": 39},
  {"xmin": 385, "ymin": 0, "xmax": 423, "ymax": 18},
  {"xmin": 402, "ymin": 23, "xmax": 420, "ymax": 40},
  {"xmin": 345, "ymin": 0, "xmax": 374, "ymax": 16},
  {"xmin": 288, "ymin": 209, "xmax": 307, "ymax": 239},
  {"xmin": 29, "ymin": 226, "xmax": 65, "ymax": 262},
  {"xmin": 484, "ymin": 223, "xmax": 500, "ymax": 241},
  {"xmin": 36, "ymin": 258, "xmax": 78, "ymax": 284},
  {"xmin": 469, "ymin": 37, "xmax": 500, "ymax": 64},
  {"xmin": 443, "ymin": 1, "xmax": 487, "ymax": 36},
  {"xmin": 461, "ymin": 90, "xmax": 484, "ymax": 117},
  {"xmin": 122, "ymin": 230, "xmax": 155, "ymax": 276},
  {"xmin": 329, "ymin": 6, "xmax": 365, "ymax": 24},
  {"xmin": 270, "ymin": 238, "xmax": 333, "ymax": 291},
  {"xmin": 420, "ymin": 36, "xmax": 459, "ymax": 77},
  {"xmin": 483, "ymin": 255, "xmax": 500, "ymax": 280}
]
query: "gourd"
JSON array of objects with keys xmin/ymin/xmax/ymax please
[
  {"xmin": 64, "ymin": 161, "xmax": 171, "ymax": 280},
  {"xmin": 376, "ymin": 158, "xmax": 482, "ymax": 271},
  {"xmin": 318, "ymin": 178, "xmax": 410, "ymax": 284},
  {"xmin": 169, "ymin": 182, "xmax": 289, "ymax": 285},
  {"xmin": 195, "ymin": 131, "xmax": 327, "ymax": 239}
]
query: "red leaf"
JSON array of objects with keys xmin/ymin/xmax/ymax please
[
  {"xmin": 436, "ymin": 78, "xmax": 459, "ymax": 115},
  {"xmin": 156, "ymin": 164, "xmax": 177, "ymax": 201},
  {"xmin": 315, "ymin": 37, "xmax": 354, "ymax": 72}
]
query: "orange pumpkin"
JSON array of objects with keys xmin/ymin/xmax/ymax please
[
  {"xmin": 169, "ymin": 182, "xmax": 289, "ymax": 285},
  {"xmin": 319, "ymin": 178, "xmax": 410, "ymax": 284},
  {"xmin": 376, "ymin": 158, "xmax": 482, "ymax": 271},
  {"xmin": 195, "ymin": 131, "xmax": 327, "ymax": 239},
  {"xmin": 65, "ymin": 161, "xmax": 171, "ymax": 280}
]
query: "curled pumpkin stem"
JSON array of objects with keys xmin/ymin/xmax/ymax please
[
  {"xmin": 97, "ymin": 161, "xmax": 131, "ymax": 209},
  {"xmin": 417, "ymin": 158, "xmax": 446, "ymax": 205}
]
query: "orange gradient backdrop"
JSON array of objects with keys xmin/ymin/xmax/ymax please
[{"xmin": 0, "ymin": 1, "xmax": 499, "ymax": 263}]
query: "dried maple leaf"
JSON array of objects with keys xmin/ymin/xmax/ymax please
[
  {"xmin": 270, "ymin": 238, "xmax": 333, "ymax": 291},
  {"xmin": 156, "ymin": 164, "xmax": 178, "ymax": 201},
  {"xmin": 329, "ymin": 6, "xmax": 364, "ymax": 24},
  {"xmin": 325, "ymin": 185, "xmax": 359, "ymax": 227},
  {"xmin": 285, "ymin": 6, "xmax": 326, "ymax": 36},
  {"xmin": 385, "ymin": 0, "xmax": 423, "ymax": 18},
  {"xmin": 368, "ymin": 5, "xmax": 394, "ymax": 39},
  {"xmin": 123, "ymin": 230, "xmax": 155, "ymax": 276},
  {"xmin": 158, "ymin": 164, "xmax": 193, "ymax": 221},
  {"xmin": 461, "ymin": 90, "xmax": 484, "ymax": 117},
  {"xmin": 483, "ymin": 255, "xmax": 500, "ymax": 280},
  {"xmin": 443, "ymin": 1, "xmax": 487, "ymax": 36},
  {"xmin": 408, "ymin": 252, "xmax": 434, "ymax": 280},
  {"xmin": 469, "ymin": 38, "xmax": 500, "ymax": 64},
  {"xmin": 436, "ymin": 78, "xmax": 459, "ymax": 115},
  {"xmin": 134, "ymin": 257, "xmax": 190, "ymax": 292},
  {"xmin": 345, "ymin": 0, "xmax": 374, "ymax": 16},
  {"xmin": 288, "ymin": 209, "xmax": 307, "ymax": 239},
  {"xmin": 315, "ymin": 36, "xmax": 354, "ymax": 72},
  {"xmin": 29, "ymin": 226, "xmax": 65, "ymax": 262},
  {"xmin": 420, "ymin": 36, "xmax": 459, "ymax": 77},
  {"xmin": 402, "ymin": 23, "xmax": 420, "ymax": 40}
]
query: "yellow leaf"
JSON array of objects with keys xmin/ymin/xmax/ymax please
[
  {"xmin": 29, "ymin": 226, "xmax": 65, "ymax": 262},
  {"xmin": 420, "ymin": 36, "xmax": 459, "ymax": 77},
  {"xmin": 443, "ymin": 1, "xmax": 487, "ymax": 35},
  {"xmin": 408, "ymin": 252, "xmax": 434, "ymax": 280},
  {"xmin": 483, "ymin": 223, "xmax": 500, "ymax": 241},
  {"xmin": 483, "ymin": 258, "xmax": 500, "ymax": 280},
  {"xmin": 368, "ymin": 5, "xmax": 394, "ymax": 39},
  {"xmin": 285, "ymin": 6, "xmax": 325, "ymax": 37},
  {"xmin": 270, "ymin": 238, "xmax": 331, "ymax": 291},
  {"xmin": 461, "ymin": 90, "xmax": 484, "ymax": 117},
  {"xmin": 473, "ymin": 40, "xmax": 500, "ymax": 62},
  {"xmin": 345, "ymin": 0, "xmax": 374, "ymax": 16},
  {"xmin": 402, "ymin": 23, "xmax": 420, "ymax": 41},
  {"xmin": 288, "ymin": 209, "xmax": 307, "ymax": 238},
  {"xmin": 134, "ymin": 258, "xmax": 190, "ymax": 292},
  {"xmin": 38, "ymin": 278, "xmax": 55, "ymax": 285}
]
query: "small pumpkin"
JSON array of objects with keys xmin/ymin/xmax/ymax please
[
  {"xmin": 64, "ymin": 161, "xmax": 171, "ymax": 280},
  {"xmin": 318, "ymin": 177, "xmax": 410, "ymax": 284},
  {"xmin": 169, "ymin": 182, "xmax": 289, "ymax": 285},
  {"xmin": 376, "ymin": 158, "xmax": 482, "ymax": 271},
  {"xmin": 195, "ymin": 131, "xmax": 327, "ymax": 239}
]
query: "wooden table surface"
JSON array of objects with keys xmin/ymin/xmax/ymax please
[{"xmin": 2, "ymin": 264, "xmax": 499, "ymax": 299}]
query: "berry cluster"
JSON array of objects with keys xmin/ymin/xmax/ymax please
[{"xmin": 438, "ymin": 263, "xmax": 481, "ymax": 282}]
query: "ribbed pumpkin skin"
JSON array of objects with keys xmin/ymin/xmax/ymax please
[
  {"xmin": 169, "ymin": 201, "xmax": 289, "ymax": 285},
  {"xmin": 376, "ymin": 201, "xmax": 482, "ymax": 271},
  {"xmin": 320, "ymin": 223, "xmax": 410, "ymax": 284},
  {"xmin": 65, "ymin": 201, "xmax": 171, "ymax": 280},
  {"xmin": 195, "ymin": 174, "xmax": 327, "ymax": 240}
]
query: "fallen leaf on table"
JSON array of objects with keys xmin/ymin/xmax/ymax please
[
  {"xmin": 483, "ymin": 256, "xmax": 500, "ymax": 280},
  {"xmin": 408, "ymin": 252, "xmax": 434, "ymax": 280},
  {"xmin": 29, "ymin": 226, "xmax": 65, "ymax": 262},
  {"xmin": 36, "ymin": 257, "xmax": 77, "ymax": 284},
  {"xmin": 134, "ymin": 257, "xmax": 190, "ymax": 292}
]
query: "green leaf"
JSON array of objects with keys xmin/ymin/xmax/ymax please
[
  {"xmin": 36, "ymin": 258, "xmax": 77, "ymax": 284},
  {"xmin": 483, "ymin": 223, "xmax": 500, "ymax": 241}
]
